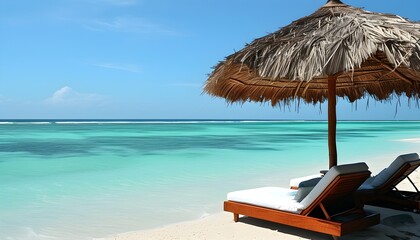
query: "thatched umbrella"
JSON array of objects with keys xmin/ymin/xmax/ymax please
[{"xmin": 204, "ymin": 0, "xmax": 420, "ymax": 168}]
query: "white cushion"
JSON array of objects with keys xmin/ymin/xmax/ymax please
[
  {"xmin": 370, "ymin": 168, "xmax": 390, "ymax": 188},
  {"xmin": 360, "ymin": 153, "xmax": 419, "ymax": 189},
  {"xmin": 300, "ymin": 162, "xmax": 369, "ymax": 209},
  {"xmin": 290, "ymin": 174, "xmax": 323, "ymax": 189},
  {"xmin": 294, "ymin": 186, "xmax": 314, "ymax": 202},
  {"xmin": 227, "ymin": 162, "xmax": 369, "ymax": 214},
  {"xmin": 358, "ymin": 176, "xmax": 375, "ymax": 190},
  {"xmin": 386, "ymin": 153, "xmax": 419, "ymax": 178},
  {"xmin": 227, "ymin": 187, "xmax": 304, "ymax": 214}
]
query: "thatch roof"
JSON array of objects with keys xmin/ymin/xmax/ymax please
[{"xmin": 204, "ymin": 0, "xmax": 420, "ymax": 105}]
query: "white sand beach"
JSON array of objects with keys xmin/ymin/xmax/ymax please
[{"xmin": 109, "ymin": 169, "xmax": 420, "ymax": 240}]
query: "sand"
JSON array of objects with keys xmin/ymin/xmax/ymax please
[{"xmin": 109, "ymin": 169, "xmax": 420, "ymax": 240}]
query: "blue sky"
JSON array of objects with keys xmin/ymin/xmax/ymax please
[{"xmin": 1, "ymin": 0, "xmax": 419, "ymax": 120}]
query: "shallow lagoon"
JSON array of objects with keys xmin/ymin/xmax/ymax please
[{"xmin": 1, "ymin": 120, "xmax": 419, "ymax": 240}]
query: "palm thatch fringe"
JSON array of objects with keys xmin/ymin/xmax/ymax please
[{"xmin": 204, "ymin": 3, "xmax": 420, "ymax": 105}]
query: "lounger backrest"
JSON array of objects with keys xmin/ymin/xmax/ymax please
[
  {"xmin": 371, "ymin": 153, "xmax": 420, "ymax": 192},
  {"xmin": 300, "ymin": 162, "xmax": 370, "ymax": 215}
]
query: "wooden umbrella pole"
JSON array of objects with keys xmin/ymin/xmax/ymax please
[{"xmin": 328, "ymin": 75, "xmax": 338, "ymax": 168}]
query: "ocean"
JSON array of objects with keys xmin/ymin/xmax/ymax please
[{"xmin": 1, "ymin": 120, "xmax": 419, "ymax": 240}]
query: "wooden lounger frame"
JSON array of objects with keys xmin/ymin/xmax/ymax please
[
  {"xmin": 360, "ymin": 159, "xmax": 420, "ymax": 212},
  {"xmin": 224, "ymin": 171, "xmax": 380, "ymax": 239}
]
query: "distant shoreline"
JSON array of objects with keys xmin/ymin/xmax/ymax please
[{"xmin": 1, "ymin": 119, "xmax": 420, "ymax": 124}]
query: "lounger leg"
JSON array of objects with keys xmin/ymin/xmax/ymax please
[
  {"xmin": 332, "ymin": 236, "xmax": 340, "ymax": 240},
  {"xmin": 233, "ymin": 213, "xmax": 239, "ymax": 222}
]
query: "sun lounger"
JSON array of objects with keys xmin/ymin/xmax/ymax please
[
  {"xmin": 224, "ymin": 163, "xmax": 380, "ymax": 239},
  {"xmin": 357, "ymin": 153, "xmax": 420, "ymax": 212},
  {"xmin": 290, "ymin": 153, "xmax": 420, "ymax": 212}
]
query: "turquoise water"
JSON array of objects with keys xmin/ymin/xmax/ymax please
[{"xmin": 1, "ymin": 120, "xmax": 420, "ymax": 240}]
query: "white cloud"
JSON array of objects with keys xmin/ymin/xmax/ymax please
[
  {"xmin": 45, "ymin": 86, "xmax": 106, "ymax": 106},
  {"xmin": 0, "ymin": 95, "xmax": 13, "ymax": 103},
  {"xmin": 85, "ymin": 16, "xmax": 178, "ymax": 35},
  {"xmin": 49, "ymin": 86, "xmax": 72, "ymax": 103},
  {"xmin": 93, "ymin": 63, "xmax": 141, "ymax": 73}
]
